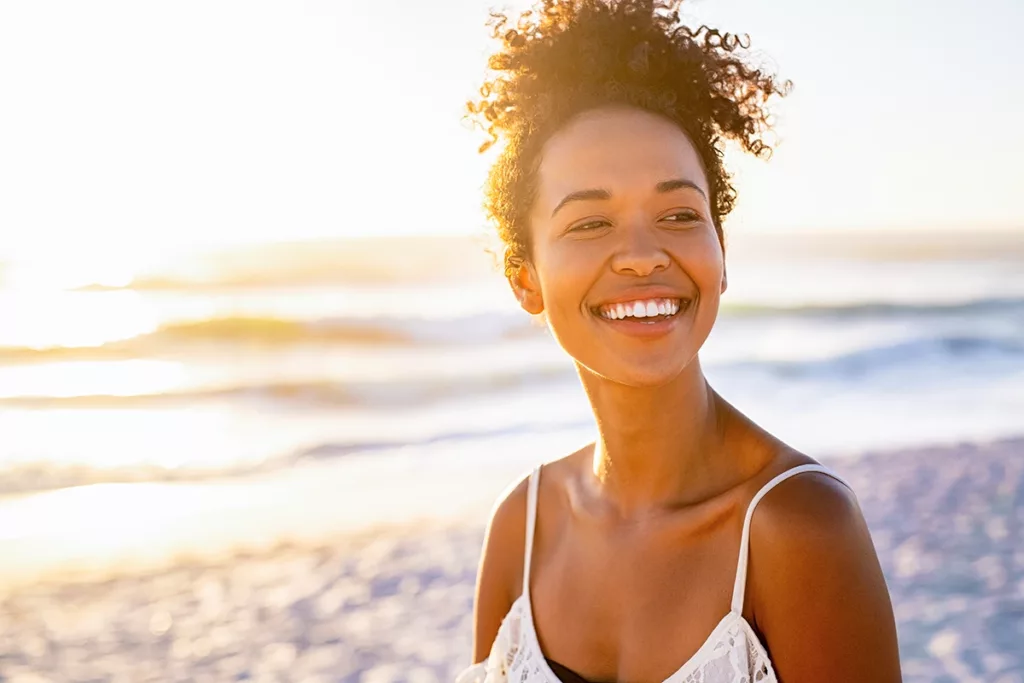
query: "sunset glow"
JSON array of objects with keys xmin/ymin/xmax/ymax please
[
  {"xmin": 0, "ymin": 0, "xmax": 1020, "ymax": 264},
  {"xmin": 1, "ymin": 289, "xmax": 158, "ymax": 349},
  {"xmin": 0, "ymin": 4, "xmax": 1021, "ymax": 679}
]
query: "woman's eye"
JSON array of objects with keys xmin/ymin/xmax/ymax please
[
  {"xmin": 663, "ymin": 211, "xmax": 701, "ymax": 224},
  {"xmin": 569, "ymin": 219, "xmax": 609, "ymax": 232}
]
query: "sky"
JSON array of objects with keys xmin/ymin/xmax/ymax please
[{"xmin": 0, "ymin": 0, "xmax": 1022, "ymax": 266}]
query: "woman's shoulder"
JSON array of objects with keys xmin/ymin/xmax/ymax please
[
  {"xmin": 479, "ymin": 469, "xmax": 532, "ymax": 600},
  {"xmin": 481, "ymin": 448, "xmax": 588, "ymax": 596},
  {"xmin": 749, "ymin": 449, "xmax": 860, "ymax": 526},
  {"xmin": 487, "ymin": 446, "xmax": 589, "ymax": 529},
  {"xmin": 743, "ymin": 449, "xmax": 901, "ymax": 677},
  {"xmin": 745, "ymin": 448, "xmax": 865, "ymax": 565}
]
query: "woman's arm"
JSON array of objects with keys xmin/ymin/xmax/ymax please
[
  {"xmin": 748, "ymin": 472, "xmax": 902, "ymax": 682},
  {"xmin": 471, "ymin": 474, "xmax": 531, "ymax": 663}
]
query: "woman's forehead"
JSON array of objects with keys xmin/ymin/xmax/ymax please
[{"xmin": 535, "ymin": 106, "xmax": 709, "ymax": 201}]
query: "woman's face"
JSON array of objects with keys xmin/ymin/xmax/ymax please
[{"xmin": 515, "ymin": 105, "xmax": 726, "ymax": 387}]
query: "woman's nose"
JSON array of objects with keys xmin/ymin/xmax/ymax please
[{"xmin": 610, "ymin": 222, "xmax": 670, "ymax": 277}]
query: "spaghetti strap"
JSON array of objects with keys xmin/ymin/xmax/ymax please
[
  {"xmin": 730, "ymin": 464, "xmax": 851, "ymax": 614},
  {"xmin": 522, "ymin": 464, "xmax": 541, "ymax": 599}
]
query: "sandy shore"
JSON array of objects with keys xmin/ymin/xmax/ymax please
[{"xmin": 2, "ymin": 438, "xmax": 1023, "ymax": 683}]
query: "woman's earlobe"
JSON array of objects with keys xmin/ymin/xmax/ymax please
[
  {"xmin": 721, "ymin": 268, "xmax": 728, "ymax": 295},
  {"xmin": 511, "ymin": 264, "xmax": 544, "ymax": 315},
  {"xmin": 519, "ymin": 292, "xmax": 544, "ymax": 315}
]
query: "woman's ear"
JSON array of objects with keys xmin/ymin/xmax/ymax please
[
  {"xmin": 720, "ymin": 264, "xmax": 728, "ymax": 295},
  {"xmin": 510, "ymin": 262, "xmax": 544, "ymax": 315}
]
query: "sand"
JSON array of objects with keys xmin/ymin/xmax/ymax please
[{"xmin": 2, "ymin": 438, "xmax": 1023, "ymax": 683}]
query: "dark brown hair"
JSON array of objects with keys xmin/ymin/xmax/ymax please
[{"xmin": 466, "ymin": 0, "xmax": 790, "ymax": 278}]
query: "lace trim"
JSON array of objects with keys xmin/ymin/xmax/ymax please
[{"xmin": 454, "ymin": 599, "xmax": 776, "ymax": 683}]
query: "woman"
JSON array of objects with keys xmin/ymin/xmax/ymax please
[{"xmin": 458, "ymin": 1, "xmax": 902, "ymax": 681}]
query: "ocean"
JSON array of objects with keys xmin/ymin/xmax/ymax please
[{"xmin": 2, "ymin": 230, "xmax": 1023, "ymax": 584}]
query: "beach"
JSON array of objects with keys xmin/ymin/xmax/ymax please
[
  {"xmin": 3, "ymin": 437, "xmax": 1022, "ymax": 683},
  {"xmin": 1, "ymin": 0, "xmax": 1022, "ymax": 678},
  {"xmin": 2, "ymin": 232, "xmax": 1024, "ymax": 681}
]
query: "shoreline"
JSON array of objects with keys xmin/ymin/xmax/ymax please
[{"xmin": 3, "ymin": 436, "xmax": 1024, "ymax": 682}]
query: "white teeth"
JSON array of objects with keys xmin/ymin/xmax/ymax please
[{"xmin": 597, "ymin": 298, "xmax": 685, "ymax": 320}]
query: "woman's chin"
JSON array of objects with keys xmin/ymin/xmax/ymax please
[{"xmin": 579, "ymin": 354, "xmax": 699, "ymax": 389}]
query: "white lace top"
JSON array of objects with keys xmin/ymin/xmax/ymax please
[{"xmin": 456, "ymin": 463, "xmax": 850, "ymax": 683}]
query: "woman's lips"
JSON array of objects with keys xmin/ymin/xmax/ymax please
[
  {"xmin": 591, "ymin": 298, "xmax": 693, "ymax": 338},
  {"xmin": 594, "ymin": 297, "xmax": 686, "ymax": 320}
]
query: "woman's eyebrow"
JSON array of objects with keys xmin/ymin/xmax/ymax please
[
  {"xmin": 551, "ymin": 178, "xmax": 707, "ymax": 217},
  {"xmin": 551, "ymin": 188, "xmax": 611, "ymax": 217},
  {"xmin": 656, "ymin": 178, "xmax": 707, "ymax": 200}
]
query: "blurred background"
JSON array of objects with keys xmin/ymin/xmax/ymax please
[{"xmin": 1, "ymin": 1, "xmax": 1023, "ymax": 681}]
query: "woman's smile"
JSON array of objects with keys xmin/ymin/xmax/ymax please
[{"xmin": 589, "ymin": 291, "xmax": 695, "ymax": 340}]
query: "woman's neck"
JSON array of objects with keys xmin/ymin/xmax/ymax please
[{"xmin": 579, "ymin": 358, "xmax": 736, "ymax": 517}]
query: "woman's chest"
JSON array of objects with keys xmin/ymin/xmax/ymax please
[{"xmin": 525, "ymin": 519, "xmax": 743, "ymax": 682}]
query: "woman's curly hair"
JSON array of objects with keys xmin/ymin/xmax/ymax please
[{"xmin": 466, "ymin": 0, "xmax": 790, "ymax": 279}]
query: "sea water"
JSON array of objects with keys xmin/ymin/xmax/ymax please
[{"xmin": 1, "ymin": 231, "xmax": 1022, "ymax": 583}]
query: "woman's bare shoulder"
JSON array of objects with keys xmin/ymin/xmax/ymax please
[
  {"xmin": 745, "ymin": 450, "xmax": 902, "ymax": 682},
  {"xmin": 471, "ymin": 448, "xmax": 587, "ymax": 662},
  {"xmin": 471, "ymin": 468, "xmax": 531, "ymax": 661},
  {"xmin": 747, "ymin": 448, "xmax": 871, "ymax": 589},
  {"xmin": 479, "ymin": 469, "xmax": 532, "ymax": 596},
  {"xmin": 482, "ymin": 445, "xmax": 590, "ymax": 584},
  {"xmin": 752, "ymin": 450, "xmax": 856, "ymax": 522}
]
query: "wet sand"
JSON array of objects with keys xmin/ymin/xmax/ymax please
[{"xmin": 2, "ymin": 438, "xmax": 1023, "ymax": 683}]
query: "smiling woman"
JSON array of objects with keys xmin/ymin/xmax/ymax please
[
  {"xmin": 457, "ymin": 2, "xmax": 901, "ymax": 683},
  {"xmin": 520, "ymin": 107, "xmax": 726, "ymax": 383}
]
